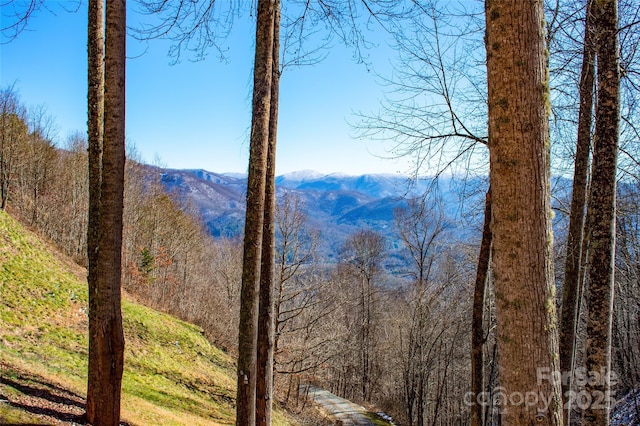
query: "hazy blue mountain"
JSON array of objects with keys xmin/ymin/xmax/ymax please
[
  {"xmin": 152, "ymin": 167, "xmax": 578, "ymax": 273},
  {"xmin": 159, "ymin": 169, "xmax": 247, "ymax": 237},
  {"xmin": 156, "ymin": 168, "xmax": 488, "ymax": 259},
  {"xmin": 275, "ymin": 171, "xmax": 427, "ymax": 198}
]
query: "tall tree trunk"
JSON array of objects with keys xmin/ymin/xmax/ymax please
[
  {"xmin": 85, "ymin": 0, "xmax": 104, "ymax": 421},
  {"xmin": 87, "ymin": 0, "xmax": 126, "ymax": 424},
  {"xmin": 559, "ymin": 2, "xmax": 595, "ymax": 423},
  {"xmin": 256, "ymin": 2, "xmax": 280, "ymax": 424},
  {"xmin": 583, "ymin": 0, "xmax": 620, "ymax": 424},
  {"xmin": 417, "ymin": 370, "xmax": 424, "ymax": 426},
  {"xmin": 236, "ymin": 0, "xmax": 275, "ymax": 424},
  {"xmin": 471, "ymin": 186, "xmax": 491, "ymax": 426},
  {"xmin": 484, "ymin": 1, "xmax": 563, "ymax": 424}
]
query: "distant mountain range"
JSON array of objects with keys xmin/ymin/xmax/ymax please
[{"xmin": 157, "ymin": 167, "xmax": 489, "ymax": 261}]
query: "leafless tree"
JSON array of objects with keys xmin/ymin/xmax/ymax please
[
  {"xmin": 256, "ymin": 3, "xmax": 281, "ymax": 423},
  {"xmin": 1, "ymin": 0, "xmax": 46, "ymax": 42},
  {"xmin": 355, "ymin": 1, "xmax": 487, "ymax": 179},
  {"xmin": 485, "ymin": 1, "xmax": 563, "ymax": 424},
  {"xmin": 582, "ymin": 1, "xmax": 621, "ymax": 424},
  {"xmin": 558, "ymin": 3, "xmax": 595, "ymax": 422},
  {"xmin": 0, "ymin": 86, "xmax": 28, "ymax": 210},
  {"xmin": 236, "ymin": 0, "xmax": 278, "ymax": 423},
  {"xmin": 393, "ymin": 192, "xmax": 450, "ymax": 425},
  {"xmin": 133, "ymin": 0, "xmax": 238, "ymax": 62},
  {"xmin": 86, "ymin": 0, "xmax": 127, "ymax": 423},
  {"xmin": 614, "ymin": 184, "xmax": 640, "ymax": 405},
  {"xmin": 340, "ymin": 229, "xmax": 386, "ymax": 402}
]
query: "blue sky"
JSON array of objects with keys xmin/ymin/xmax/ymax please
[{"xmin": 0, "ymin": 2, "xmax": 416, "ymax": 175}]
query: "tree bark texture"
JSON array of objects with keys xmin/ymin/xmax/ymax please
[
  {"xmin": 583, "ymin": 0, "xmax": 620, "ymax": 424},
  {"xmin": 86, "ymin": 0, "xmax": 104, "ymax": 422},
  {"xmin": 256, "ymin": 2, "xmax": 280, "ymax": 424},
  {"xmin": 485, "ymin": 1, "xmax": 563, "ymax": 424},
  {"xmin": 471, "ymin": 186, "xmax": 491, "ymax": 426},
  {"xmin": 236, "ymin": 0, "xmax": 275, "ymax": 424},
  {"xmin": 559, "ymin": 1, "xmax": 595, "ymax": 422},
  {"xmin": 87, "ymin": 0, "xmax": 126, "ymax": 424}
]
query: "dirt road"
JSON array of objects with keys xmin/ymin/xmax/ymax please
[{"xmin": 304, "ymin": 385, "xmax": 377, "ymax": 425}]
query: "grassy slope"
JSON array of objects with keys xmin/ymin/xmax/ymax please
[{"xmin": 0, "ymin": 210, "xmax": 292, "ymax": 425}]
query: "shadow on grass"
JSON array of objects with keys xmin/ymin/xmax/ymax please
[
  {"xmin": 0, "ymin": 376, "xmax": 85, "ymax": 410},
  {"xmin": 0, "ymin": 368, "xmax": 87, "ymax": 425},
  {"xmin": 1, "ymin": 424, "xmax": 50, "ymax": 426},
  {"xmin": 1, "ymin": 399, "xmax": 84, "ymax": 424}
]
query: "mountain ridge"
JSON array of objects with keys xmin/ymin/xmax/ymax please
[{"xmin": 156, "ymin": 167, "xmax": 487, "ymax": 260}]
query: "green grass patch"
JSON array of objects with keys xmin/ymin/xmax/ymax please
[
  {"xmin": 364, "ymin": 412, "xmax": 395, "ymax": 425},
  {"xmin": 0, "ymin": 210, "xmax": 294, "ymax": 425},
  {"xmin": 0, "ymin": 403, "xmax": 50, "ymax": 425}
]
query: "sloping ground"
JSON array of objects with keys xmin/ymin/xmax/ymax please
[{"xmin": 0, "ymin": 210, "xmax": 292, "ymax": 425}]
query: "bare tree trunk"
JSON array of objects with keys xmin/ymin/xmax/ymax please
[
  {"xmin": 417, "ymin": 371, "xmax": 424, "ymax": 426},
  {"xmin": 86, "ymin": 0, "xmax": 126, "ymax": 424},
  {"xmin": 236, "ymin": 0, "xmax": 275, "ymax": 423},
  {"xmin": 85, "ymin": 0, "xmax": 104, "ymax": 422},
  {"xmin": 256, "ymin": 2, "xmax": 280, "ymax": 424},
  {"xmin": 583, "ymin": 0, "xmax": 620, "ymax": 424},
  {"xmin": 485, "ymin": 0, "xmax": 563, "ymax": 424},
  {"xmin": 255, "ymin": 107, "xmax": 276, "ymax": 423},
  {"xmin": 559, "ymin": 2, "xmax": 595, "ymax": 423},
  {"xmin": 471, "ymin": 186, "xmax": 491, "ymax": 426}
]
